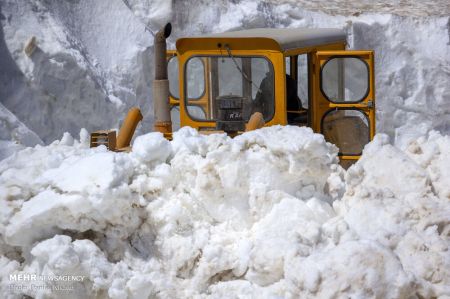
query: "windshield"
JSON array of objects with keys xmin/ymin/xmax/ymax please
[{"xmin": 185, "ymin": 56, "xmax": 274, "ymax": 122}]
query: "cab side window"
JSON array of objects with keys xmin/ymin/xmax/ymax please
[
  {"xmin": 286, "ymin": 54, "xmax": 309, "ymax": 125},
  {"xmin": 297, "ymin": 54, "xmax": 308, "ymax": 109}
]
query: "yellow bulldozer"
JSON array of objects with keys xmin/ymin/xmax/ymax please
[{"xmin": 91, "ymin": 23, "xmax": 375, "ymax": 167}]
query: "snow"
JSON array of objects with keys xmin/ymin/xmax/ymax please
[
  {"xmin": 132, "ymin": 132, "xmax": 172, "ymax": 164},
  {"xmin": 276, "ymin": 0, "xmax": 450, "ymax": 17},
  {"xmin": 0, "ymin": 0, "xmax": 152, "ymax": 143},
  {"xmin": 1, "ymin": 126, "xmax": 449, "ymax": 298},
  {"xmin": 0, "ymin": 0, "xmax": 449, "ymax": 298},
  {"xmin": 124, "ymin": 0, "xmax": 173, "ymax": 30},
  {"xmin": 0, "ymin": 103, "xmax": 42, "ymax": 160}
]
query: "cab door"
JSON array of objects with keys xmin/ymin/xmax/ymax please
[
  {"xmin": 312, "ymin": 51, "xmax": 375, "ymax": 166},
  {"xmin": 167, "ymin": 50, "xmax": 211, "ymax": 130},
  {"xmin": 167, "ymin": 50, "xmax": 181, "ymax": 130}
]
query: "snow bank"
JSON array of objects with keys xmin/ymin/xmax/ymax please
[{"xmin": 1, "ymin": 126, "xmax": 449, "ymax": 298}]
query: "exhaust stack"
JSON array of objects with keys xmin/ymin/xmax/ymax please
[{"xmin": 153, "ymin": 23, "xmax": 172, "ymax": 136}]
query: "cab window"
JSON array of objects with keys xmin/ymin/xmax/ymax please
[
  {"xmin": 168, "ymin": 56, "xmax": 180, "ymax": 99},
  {"xmin": 286, "ymin": 54, "xmax": 309, "ymax": 126},
  {"xmin": 297, "ymin": 54, "xmax": 309, "ymax": 108},
  {"xmin": 321, "ymin": 57, "xmax": 369, "ymax": 103},
  {"xmin": 185, "ymin": 56, "xmax": 274, "ymax": 122}
]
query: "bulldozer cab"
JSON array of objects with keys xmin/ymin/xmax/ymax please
[{"xmin": 167, "ymin": 28, "xmax": 375, "ymax": 164}]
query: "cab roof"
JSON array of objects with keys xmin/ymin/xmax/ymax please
[{"xmin": 176, "ymin": 28, "xmax": 347, "ymax": 53}]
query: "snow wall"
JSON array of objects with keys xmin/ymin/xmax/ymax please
[{"xmin": 0, "ymin": 0, "xmax": 449, "ymax": 148}]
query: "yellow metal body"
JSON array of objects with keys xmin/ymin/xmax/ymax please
[
  {"xmin": 312, "ymin": 51, "xmax": 376, "ymax": 162},
  {"xmin": 116, "ymin": 107, "xmax": 143, "ymax": 149},
  {"xmin": 168, "ymin": 35, "xmax": 376, "ymax": 163},
  {"xmin": 90, "ymin": 107, "xmax": 143, "ymax": 152},
  {"xmin": 90, "ymin": 130, "xmax": 117, "ymax": 150},
  {"xmin": 245, "ymin": 112, "xmax": 265, "ymax": 132}
]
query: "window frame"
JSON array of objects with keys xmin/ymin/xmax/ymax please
[
  {"xmin": 167, "ymin": 56, "xmax": 181, "ymax": 100},
  {"xmin": 319, "ymin": 55, "xmax": 370, "ymax": 104},
  {"xmin": 183, "ymin": 57, "xmax": 207, "ymax": 101},
  {"xmin": 320, "ymin": 107, "xmax": 370, "ymax": 156},
  {"xmin": 183, "ymin": 54, "xmax": 276, "ymax": 123}
]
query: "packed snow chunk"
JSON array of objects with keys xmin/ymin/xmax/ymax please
[
  {"xmin": 246, "ymin": 196, "xmax": 335, "ymax": 286},
  {"xmin": 131, "ymin": 132, "xmax": 172, "ymax": 164},
  {"xmin": 79, "ymin": 128, "xmax": 90, "ymax": 147},
  {"xmin": 169, "ymin": 126, "xmax": 341, "ymax": 225},
  {"xmin": 41, "ymin": 151, "xmax": 134, "ymax": 193},
  {"xmin": 336, "ymin": 133, "xmax": 450, "ymax": 297},
  {"xmin": 1, "ymin": 140, "xmax": 144, "ymax": 248},
  {"xmin": 17, "ymin": 235, "xmax": 115, "ymax": 299},
  {"xmin": 59, "ymin": 132, "xmax": 74, "ymax": 146},
  {"xmin": 171, "ymin": 126, "xmax": 214, "ymax": 156},
  {"xmin": 5, "ymin": 185, "xmax": 142, "ymax": 247},
  {"xmin": 345, "ymin": 134, "xmax": 431, "ymax": 199},
  {"xmin": 0, "ymin": 255, "xmax": 21, "ymax": 291},
  {"xmin": 395, "ymin": 230, "xmax": 450, "ymax": 298},
  {"xmin": 11, "ymin": 235, "xmax": 160, "ymax": 299},
  {"xmin": 285, "ymin": 241, "xmax": 414, "ymax": 298},
  {"xmin": 405, "ymin": 131, "xmax": 450, "ymax": 200},
  {"xmin": 5, "ymin": 190, "xmax": 87, "ymax": 246},
  {"xmin": 204, "ymin": 280, "xmax": 268, "ymax": 299}
]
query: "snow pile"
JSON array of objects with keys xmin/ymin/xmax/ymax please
[
  {"xmin": 334, "ymin": 134, "xmax": 450, "ymax": 298},
  {"xmin": 1, "ymin": 126, "xmax": 449, "ymax": 298}
]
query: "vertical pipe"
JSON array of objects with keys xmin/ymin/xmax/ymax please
[
  {"xmin": 242, "ymin": 58, "xmax": 252, "ymax": 119},
  {"xmin": 210, "ymin": 58, "xmax": 219, "ymax": 118},
  {"xmin": 338, "ymin": 58, "xmax": 344, "ymax": 101},
  {"xmin": 290, "ymin": 55, "xmax": 298, "ymax": 82},
  {"xmin": 307, "ymin": 53, "xmax": 313, "ymax": 128},
  {"xmin": 153, "ymin": 23, "xmax": 172, "ymax": 135}
]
